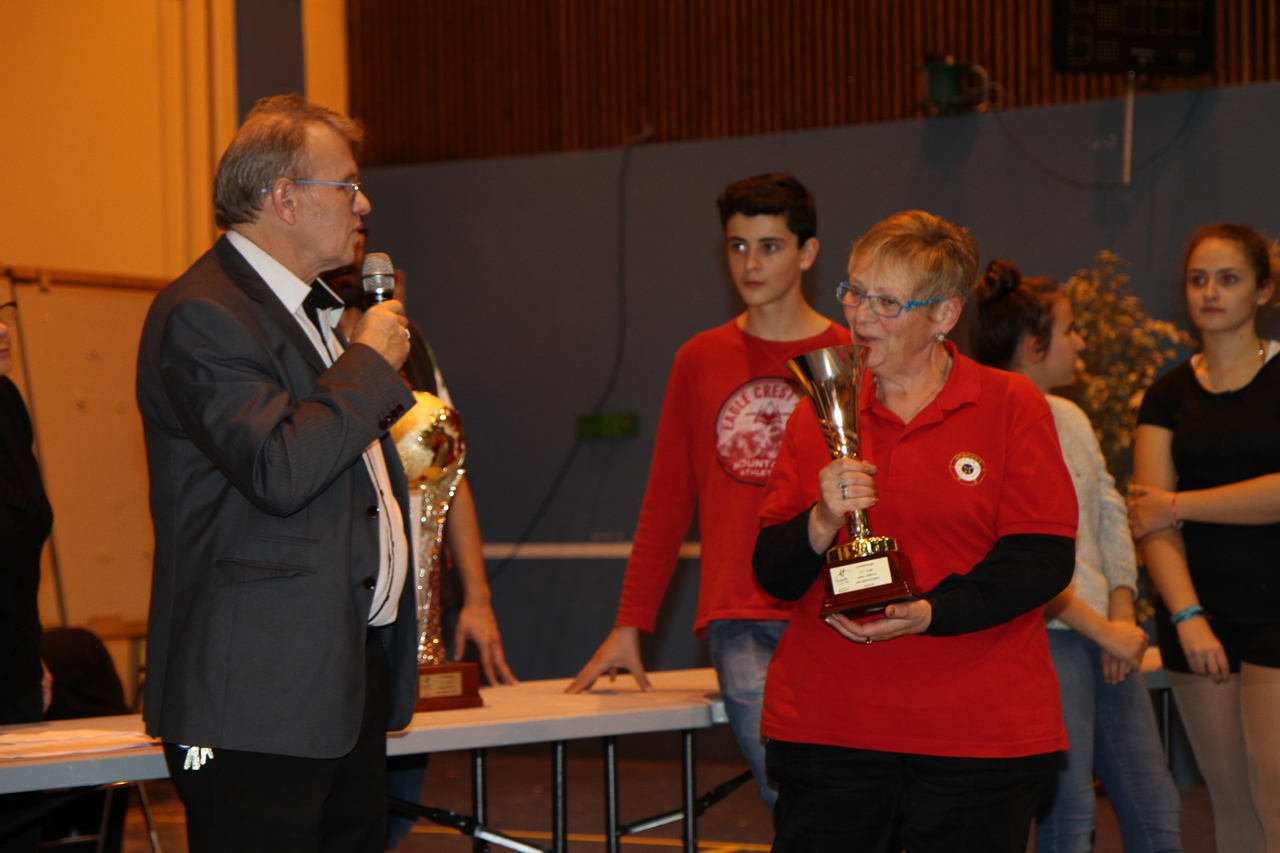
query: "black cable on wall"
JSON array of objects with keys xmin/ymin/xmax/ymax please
[{"xmin": 488, "ymin": 127, "xmax": 653, "ymax": 581}]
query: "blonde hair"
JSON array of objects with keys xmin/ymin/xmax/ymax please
[{"xmin": 849, "ymin": 210, "xmax": 979, "ymax": 302}]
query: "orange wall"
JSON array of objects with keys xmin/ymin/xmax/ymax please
[
  {"xmin": 0, "ymin": 1, "xmax": 238, "ymax": 279},
  {"xmin": 0, "ymin": 0, "xmax": 347, "ymax": 279},
  {"xmin": 0, "ymin": 1, "xmax": 350, "ymax": 692}
]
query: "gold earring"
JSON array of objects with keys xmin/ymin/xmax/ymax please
[{"xmin": 935, "ymin": 332, "xmax": 946, "ymax": 343}]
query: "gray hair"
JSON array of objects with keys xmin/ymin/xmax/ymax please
[{"xmin": 213, "ymin": 94, "xmax": 362, "ymax": 229}]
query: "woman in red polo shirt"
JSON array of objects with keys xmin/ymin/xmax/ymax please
[{"xmin": 753, "ymin": 211, "xmax": 1078, "ymax": 853}]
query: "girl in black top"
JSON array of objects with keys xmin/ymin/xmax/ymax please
[{"xmin": 1130, "ymin": 223, "xmax": 1280, "ymax": 853}]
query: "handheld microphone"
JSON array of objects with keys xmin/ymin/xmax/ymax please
[{"xmin": 362, "ymin": 253, "xmax": 395, "ymax": 305}]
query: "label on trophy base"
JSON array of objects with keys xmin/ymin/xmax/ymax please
[
  {"xmin": 828, "ymin": 556, "xmax": 892, "ymax": 595},
  {"xmin": 419, "ymin": 671, "xmax": 463, "ymax": 699},
  {"xmin": 415, "ymin": 662, "xmax": 483, "ymax": 712}
]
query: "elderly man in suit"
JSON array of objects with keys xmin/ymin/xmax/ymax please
[{"xmin": 136, "ymin": 94, "xmax": 418, "ymax": 853}]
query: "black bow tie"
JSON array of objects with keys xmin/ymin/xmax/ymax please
[{"xmin": 302, "ymin": 282, "xmax": 344, "ymax": 336}]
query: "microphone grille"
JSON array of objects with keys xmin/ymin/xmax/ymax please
[{"xmin": 362, "ymin": 252, "xmax": 393, "ymax": 276}]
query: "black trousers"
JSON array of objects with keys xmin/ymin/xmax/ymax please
[
  {"xmin": 165, "ymin": 631, "xmax": 390, "ymax": 853},
  {"xmin": 767, "ymin": 739, "xmax": 1057, "ymax": 853}
]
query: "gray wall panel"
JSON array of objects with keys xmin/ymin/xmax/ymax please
[
  {"xmin": 363, "ymin": 81, "xmax": 1280, "ymax": 680},
  {"xmin": 235, "ymin": 0, "xmax": 305, "ymax": 121}
]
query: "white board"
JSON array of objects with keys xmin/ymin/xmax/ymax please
[{"xmin": 13, "ymin": 283, "xmax": 157, "ymax": 628}]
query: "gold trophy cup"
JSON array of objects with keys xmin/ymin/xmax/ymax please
[
  {"xmin": 392, "ymin": 391, "xmax": 483, "ymax": 711},
  {"xmin": 786, "ymin": 346, "xmax": 921, "ymax": 619}
]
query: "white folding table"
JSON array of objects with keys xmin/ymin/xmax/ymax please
[{"xmin": 0, "ymin": 669, "xmax": 730, "ymax": 853}]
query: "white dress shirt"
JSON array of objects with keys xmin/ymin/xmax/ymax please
[{"xmin": 225, "ymin": 230, "xmax": 408, "ymax": 626}]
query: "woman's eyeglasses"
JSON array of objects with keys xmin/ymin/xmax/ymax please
[{"xmin": 836, "ymin": 282, "xmax": 944, "ymax": 318}]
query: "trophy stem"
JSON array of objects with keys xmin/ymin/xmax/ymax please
[
  {"xmin": 415, "ymin": 484, "xmax": 446, "ymax": 667},
  {"xmin": 414, "ymin": 471, "xmax": 464, "ymax": 667},
  {"xmin": 847, "ymin": 508, "xmax": 872, "ymax": 540}
]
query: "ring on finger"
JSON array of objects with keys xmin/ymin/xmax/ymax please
[{"xmin": 840, "ymin": 484, "xmax": 849, "ymax": 500}]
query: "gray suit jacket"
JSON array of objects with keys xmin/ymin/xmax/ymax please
[{"xmin": 136, "ymin": 236, "xmax": 419, "ymax": 758}]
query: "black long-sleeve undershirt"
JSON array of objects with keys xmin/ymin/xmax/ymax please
[{"xmin": 753, "ymin": 505, "xmax": 1074, "ymax": 636}]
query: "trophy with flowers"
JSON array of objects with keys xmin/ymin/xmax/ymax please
[{"xmin": 391, "ymin": 392, "xmax": 483, "ymax": 711}]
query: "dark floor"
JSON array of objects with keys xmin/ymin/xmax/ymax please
[{"xmin": 118, "ymin": 746, "xmax": 1217, "ymax": 853}]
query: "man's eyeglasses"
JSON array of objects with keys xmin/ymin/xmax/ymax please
[
  {"xmin": 259, "ymin": 179, "xmax": 363, "ymax": 197},
  {"xmin": 0, "ymin": 302, "xmax": 15, "ymax": 325},
  {"xmin": 836, "ymin": 282, "xmax": 945, "ymax": 318}
]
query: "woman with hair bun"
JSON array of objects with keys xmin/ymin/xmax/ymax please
[
  {"xmin": 1130, "ymin": 223, "xmax": 1280, "ymax": 853},
  {"xmin": 974, "ymin": 259, "xmax": 1181, "ymax": 853}
]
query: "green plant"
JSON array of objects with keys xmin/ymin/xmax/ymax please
[{"xmin": 1059, "ymin": 251, "xmax": 1196, "ymax": 485}]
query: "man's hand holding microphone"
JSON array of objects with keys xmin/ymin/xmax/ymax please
[{"xmin": 351, "ymin": 251, "xmax": 411, "ymax": 370}]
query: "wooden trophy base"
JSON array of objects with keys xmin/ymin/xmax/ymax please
[
  {"xmin": 416, "ymin": 661, "xmax": 484, "ymax": 712},
  {"xmin": 819, "ymin": 537, "xmax": 921, "ymax": 621}
]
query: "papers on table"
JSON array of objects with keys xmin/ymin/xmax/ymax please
[{"xmin": 0, "ymin": 728, "xmax": 158, "ymax": 759}]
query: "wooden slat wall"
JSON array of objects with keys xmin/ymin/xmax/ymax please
[{"xmin": 348, "ymin": 0, "xmax": 1280, "ymax": 166}]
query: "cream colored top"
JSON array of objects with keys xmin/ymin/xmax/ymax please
[{"xmin": 1045, "ymin": 394, "xmax": 1137, "ymax": 627}]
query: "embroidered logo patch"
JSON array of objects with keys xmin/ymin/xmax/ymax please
[
  {"xmin": 950, "ymin": 452, "xmax": 985, "ymax": 485},
  {"xmin": 715, "ymin": 377, "xmax": 800, "ymax": 485}
]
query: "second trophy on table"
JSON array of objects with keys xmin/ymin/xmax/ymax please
[
  {"xmin": 787, "ymin": 345, "xmax": 921, "ymax": 619},
  {"xmin": 392, "ymin": 392, "xmax": 484, "ymax": 711}
]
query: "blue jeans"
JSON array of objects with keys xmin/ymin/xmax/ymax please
[
  {"xmin": 385, "ymin": 753, "xmax": 428, "ymax": 849},
  {"xmin": 707, "ymin": 619, "xmax": 788, "ymax": 812},
  {"xmin": 1036, "ymin": 629, "xmax": 1182, "ymax": 853}
]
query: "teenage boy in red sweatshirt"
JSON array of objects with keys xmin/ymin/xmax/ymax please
[{"xmin": 567, "ymin": 173, "xmax": 850, "ymax": 810}]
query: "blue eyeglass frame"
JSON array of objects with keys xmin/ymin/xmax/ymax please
[
  {"xmin": 258, "ymin": 179, "xmax": 363, "ymax": 195},
  {"xmin": 835, "ymin": 281, "xmax": 945, "ymax": 317}
]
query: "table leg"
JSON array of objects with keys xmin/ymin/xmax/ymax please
[
  {"xmin": 133, "ymin": 783, "xmax": 162, "ymax": 853},
  {"xmin": 551, "ymin": 741, "xmax": 567, "ymax": 853},
  {"xmin": 473, "ymin": 748, "xmax": 489, "ymax": 853},
  {"xmin": 604, "ymin": 736, "xmax": 619, "ymax": 853},
  {"xmin": 1162, "ymin": 689, "xmax": 1171, "ymax": 769},
  {"xmin": 95, "ymin": 785, "xmax": 114, "ymax": 853},
  {"xmin": 681, "ymin": 730, "xmax": 696, "ymax": 853}
]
